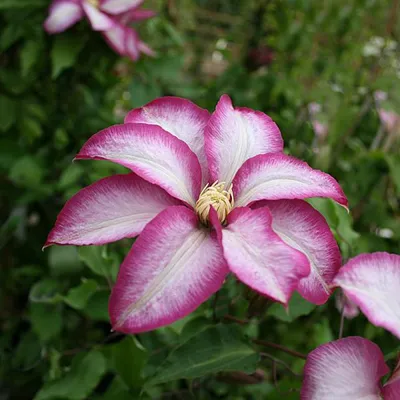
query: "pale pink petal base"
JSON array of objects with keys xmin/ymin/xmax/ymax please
[
  {"xmin": 44, "ymin": 0, "xmax": 84, "ymax": 34},
  {"xmin": 301, "ymin": 337, "xmax": 389, "ymax": 400},
  {"xmin": 255, "ymin": 200, "xmax": 341, "ymax": 304},
  {"xmin": 109, "ymin": 206, "xmax": 228, "ymax": 333},
  {"xmin": 100, "ymin": 0, "xmax": 143, "ymax": 14},
  {"xmin": 45, "ymin": 174, "xmax": 181, "ymax": 246},
  {"xmin": 218, "ymin": 207, "xmax": 310, "ymax": 305},
  {"xmin": 75, "ymin": 123, "xmax": 202, "ymax": 206},
  {"xmin": 82, "ymin": 2, "xmax": 115, "ymax": 31},
  {"xmin": 125, "ymin": 97, "xmax": 210, "ymax": 183},
  {"xmin": 334, "ymin": 252, "xmax": 400, "ymax": 339},
  {"xmin": 233, "ymin": 153, "xmax": 348, "ymax": 208},
  {"xmin": 205, "ymin": 94, "xmax": 283, "ymax": 186}
]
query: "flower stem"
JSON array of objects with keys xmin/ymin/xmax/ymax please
[{"xmin": 252, "ymin": 339, "xmax": 307, "ymax": 360}]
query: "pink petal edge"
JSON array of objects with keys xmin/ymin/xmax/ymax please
[
  {"xmin": 233, "ymin": 153, "xmax": 348, "ymax": 208},
  {"xmin": 205, "ymin": 94, "xmax": 283, "ymax": 187},
  {"xmin": 45, "ymin": 173, "xmax": 181, "ymax": 247},
  {"xmin": 109, "ymin": 206, "xmax": 228, "ymax": 333}
]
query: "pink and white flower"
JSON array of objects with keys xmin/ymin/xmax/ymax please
[
  {"xmin": 44, "ymin": 0, "xmax": 155, "ymax": 61},
  {"xmin": 46, "ymin": 94, "xmax": 347, "ymax": 333},
  {"xmin": 334, "ymin": 252, "xmax": 400, "ymax": 339},
  {"xmin": 301, "ymin": 336, "xmax": 399, "ymax": 399}
]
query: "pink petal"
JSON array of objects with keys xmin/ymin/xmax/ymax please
[
  {"xmin": 125, "ymin": 97, "xmax": 210, "ymax": 184},
  {"xmin": 109, "ymin": 206, "xmax": 228, "ymax": 333},
  {"xmin": 333, "ymin": 252, "xmax": 400, "ymax": 339},
  {"xmin": 124, "ymin": 26, "xmax": 140, "ymax": 61},
  {"xmin": 301, "ymin": 337, "xmax": 389, "ymax": 400},
  {"xmin": 102, "ymin": 23, "xmax": 125, "ymax": 55},
  {"xmin": 75, "ymin": 123, "xmax": 202, "ymax": 207},
  {"xmin": 138, "ymin": 41, "xmax": 156, "ymax": 57},
  {"xmin": 124, "ymin": 9, "xmax": 157, "ymax": 22},
  {"xmin": 233, "ymin": 153, "xmax": 348, "ymax": 208},
  {"xmin": 44, "ymin": 0, "xmax": 84, "ymax": 34},
  {"xmin": 82, "ymin": 1, "xmax": 115, "ymax": 31},
  {"xmin": 45, "ymin": 173, "xmax": 181, "ymax": 247},
  {"xmin": 383, "ymin": 360, "xmax": 400, "ymax": 400},
  {"xmin": 100, "ymin": 0, "xmax": 143, "ymax": 15},
  {"xmin": 335, "ymin": 292, "xmax": 360, "ymax": 319},
  {"xmin": 205, "ymin": 94, "xmax": 283, "ymax": 187},
  {"xmin": 219, "ymin": 206, "xmax": 309, "ymax": 305},
  {"xmin": 255, "ymin": 200, "xmax": 341, "ymax": 305}
]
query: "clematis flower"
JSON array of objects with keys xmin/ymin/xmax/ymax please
[
  {"xmin": 46, "ymin": 95, "xmax": 347, "ymax": 333},
  {"xmin": 333, "ymin": 252, "xmax": 400, "ymax": 339},
  {"xmin": 44, "ymin": 0, "xmax": 155, "ymax": 61},
  {"xmin": 301, "ymin": 336, "xmax": 399, "ymax": 399}
]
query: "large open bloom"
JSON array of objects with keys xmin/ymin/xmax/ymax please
[
  {"xmin": 44, "ymin": 0, "xmax": 155, "ymax": 60},
  {"xmin": 333, "ymin": 252, "xmax": 400, "ymax": 339},
  {"xmin": 46, "ymin": 95, "xmax": 347, "ymax": 333},
  {"xmin": 301, "ymin": 336, "xmax": 399, "ymax": 399}
]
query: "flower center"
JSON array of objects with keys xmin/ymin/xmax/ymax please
[
  {"xmin": 87, "ymin": 0, "xmax": 99, "ymax": 8},
  {"xmin": 195, "ymin": 181, "xmax": 234, "ymax": 225}
]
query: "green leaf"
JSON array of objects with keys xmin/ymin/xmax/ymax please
[
  {"xmin": 9, "ymin": 156, "xmax": 43, "ymax": 188},
  {"xmin": 148, "ymin": 324, "xmax": 259, "ymax": 385},
  {"xmin": 179, "ymin": 316, "xmax": 211, "ymax": 344},
  {"xmin": 21, "ymin": 40, "xmax": 42, "ymax": 76},
  {"xmin": 267, "ymin": 292, "xmax": 316, "ymax": 322},
  {"xmin": 48, "ymin": 246, "xmax": 83, "ymax": 276},
  {"xmin": 34, "ymin": 351, "xmax": 107, "ymax": 400},
  {"xmin": 82, "ymin": 290, "xmax": 110, "ymax": 321},
  {"xmin": 51, "ymin": 35, "xmax": 85, "ymax": 79},
  {"xmin": 29, "ymin": 278, "xmax": 63, "ymax": 304},
  {"xmin": 78, "ymin": 246, "xmax": 111, "ymax": 278},
  {"xmin": 64, "ymin": 279, "xmax": 98, "ymax": 310},
  {"xmin": 110, "ymin": 336, "xmax": 148, "ymax": 389},
  {"xmin": 30, "ymin": 303, "xmax": 63, "ymax": 342},
  {"xmin": 386, "ymin": 154, "xmax": 400, "ymax": 196},
  {"xmin": 0, "ymin": 95, "xmax": 17, "ymax": 132},
  {"xmin": 0, "ymin": 0, "xmax": 46, "ymax": 9}
]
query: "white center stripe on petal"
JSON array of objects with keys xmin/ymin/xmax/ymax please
[{"xmin": 115, "ymin": 229, "xmax": 207, "ymax": 327}]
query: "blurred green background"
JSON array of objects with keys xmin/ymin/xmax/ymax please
[{"xmin": 1, "ymin": 0, "xmax": 399, "ymax": 399}]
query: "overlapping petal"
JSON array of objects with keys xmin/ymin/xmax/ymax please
[
  {"xmin": 233, "ymin": 153, "xmax": 348, "ymax": 208},
  {"xmin": 217, "ymin": 207, "xmax": 309, "ymax": 305},
  {"xmin": 333, "ymin": 252, "xmax": 400, "ymax": 339},
  {"xmin": 109, "ymin": 206, "xmax": 228, "ymax": 333},
  {"xmin": 205, "ymin": 94, "xmax": 283, "ymax": 186},
  {"xmin": 301, "ymin": 337, "xmax": 389, "ymax": 400},
  {"xmin": 82, "ymin": 2, "xmax": 115, "ymax": 31},
  {"xmin": 45, "ymin": 174, "xmax": 180, "ymax": 246},
  {"xmin": 254, "ymin": 200, "xmax": 341, "ymax": 304},
  {"xmin": 382, "ymin": 360, "xmax": 400, "ymax": 400},
  {"xmin": 124, "ymin": 9, "xmax": 157, "ymax": 22},
  {"xmin": 100, "ymin": 0, "xmax": 143, "ymax": 14},
  {"xmin": 125, "ymin": 97, "xmax": 210, "ymax": 183},
  {"xmin": 44, "ymin": 0, "xmax": 84, "ymax": 33},
  {"xmin": 75, "ymin": 123, "xmax": 202, "ymax": 206}
]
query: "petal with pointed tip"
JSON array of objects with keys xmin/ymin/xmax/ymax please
[
  {"xmin": 124, "ymin": 9, "xmax": 157, "ymax": 22},
  {"xmin": 125, "ymin": 97, "xmax": 210, "ymax": 183},
  {"xmin": 44, "ymin": 0, "xmax": 84, "ymax": 34},
  {"xmin": 45, "ymin": 173, "xmax": 181, "ymax": 247},
  {"xmin": 334, "ymin": 252, "xmax": 400, "ymax": 339},
  {"xmin": 233, "ymin": 153, "xmax": 348, "ymax": 208},
  {"xmin": 109, "ymin": 206, "xmax": 228, "ymax": 333},
  {"xmin": 254, "ymin": 200, "xmax": 341, "ymax": 305},
  {"xmin": 100, "ymin": 0, "xmax": 143, "ymax": 14},
  {"xmin": 102, "ymin": 23, "xmax": 125, "ymax": 55},
  {"xmin": 82, "ymin": 2, "xmax": 115, "ymax": 31},
  {"xmin": 205, "ymin": 94, "xmax": 283, "ymax": 186},
  {"xmin": 124, "ymin": 26, "xmax": 140, "ymax": 60},
  {"xmin": 75, "ymin": 123, "xmax": 202, "ymax": 206},
  {"xmin": 219, "ymin": 207, "xmax": 309, "ymax": 305},
  {"xmin": 301, "ymin": 337, "xmax": 389, "ymax": 400}
]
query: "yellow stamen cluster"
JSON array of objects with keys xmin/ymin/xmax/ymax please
[
  {"xmin": 87, "ymin": 0, "xmax": 99, "ymax": 8},
  {"xmin": 195, "ymin": 181, "xmax": 234, "ymax": 225}
]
